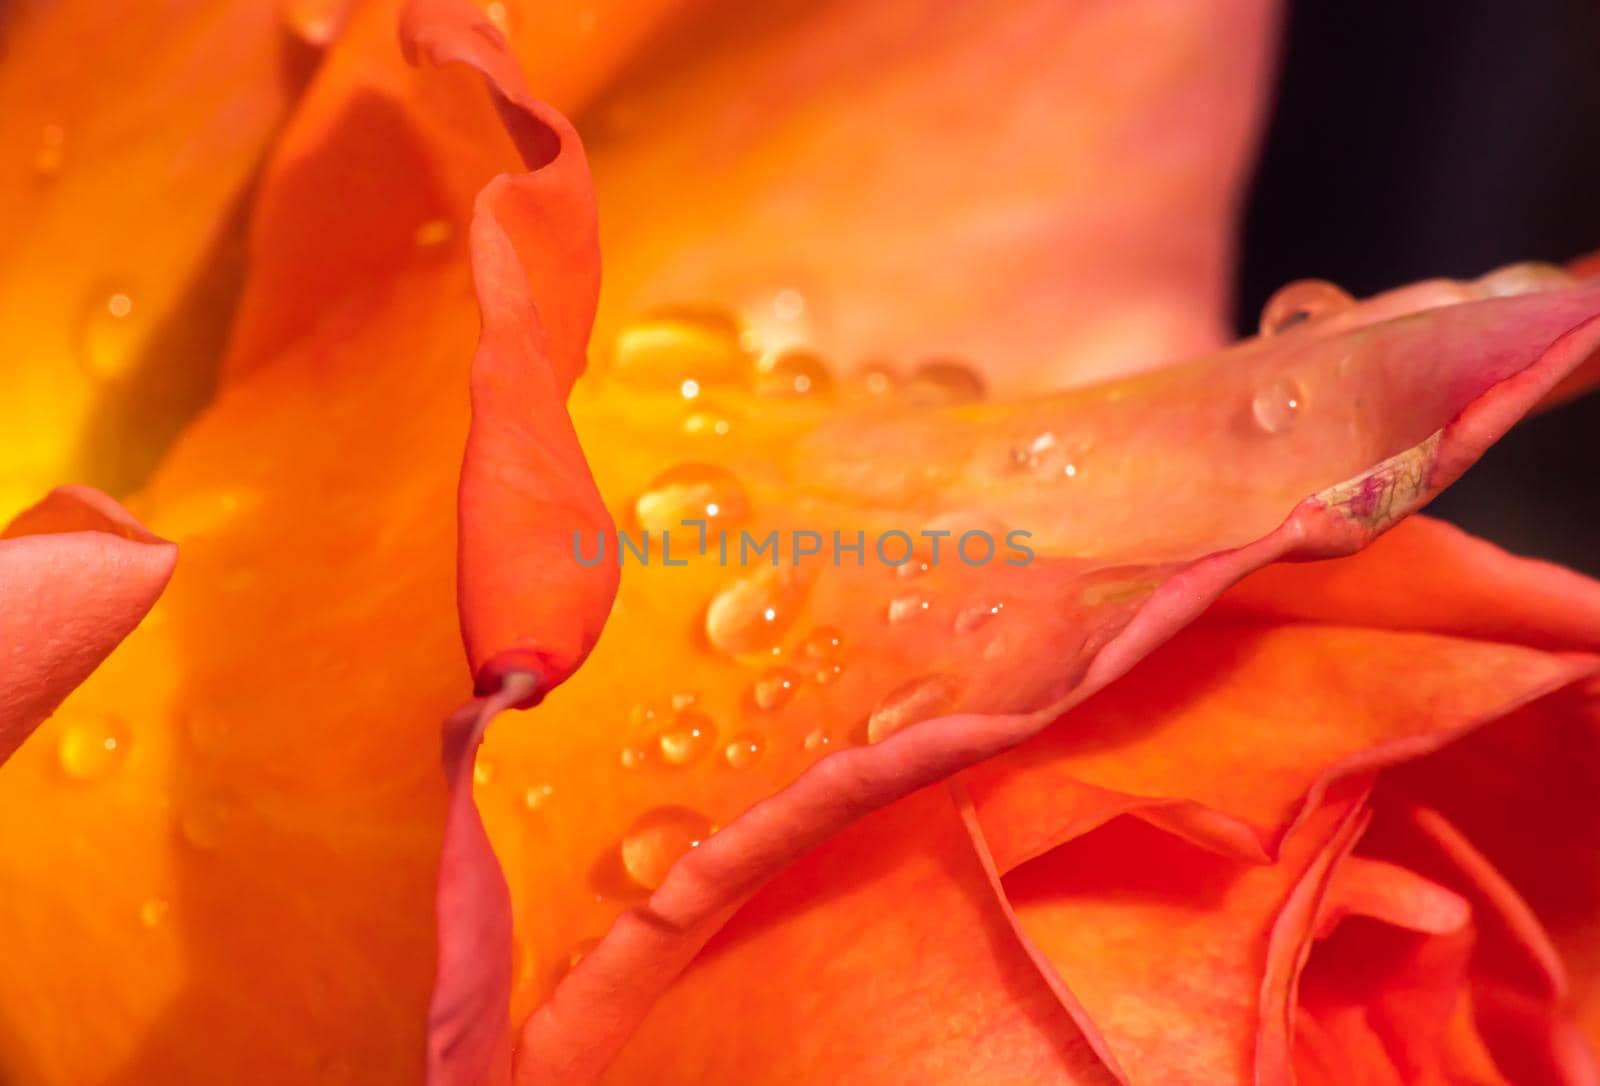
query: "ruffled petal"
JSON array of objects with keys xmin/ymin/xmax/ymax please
[
  {"xmin": 1381, "ymin": 680, "xmax": 1600, "ymax": 1067},
  {"xmin": 578, "ymin": 0, "xmax": 1280, "ymax": 389},
  {"xmin": 0, "ymin": 0, "xmax": 315, "ymax": 520},
  {"xmin": 0, "ymin": 487, "xmax": 175, "ymax": 763},
  {"xmin": 1353, "ymin": 800, "xmax": 1599, "ymax": 1085},
  {"xmin": 588, "ymin": 784, "xmax": 1119, "ymax": 1086},
  {"xmin": 993, "ymin": 789, "xmax": 1370, "ymax": 1085}
]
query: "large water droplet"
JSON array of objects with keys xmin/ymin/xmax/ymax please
[
  {"xmin": 56, "ymin": 713, "xmax": 129, "ymax": 781},
  {"xmin": 1251, "ymin": 376, "xmax": 1307, "ymax": 435},
  {"xmin": 867, "ymin": 675, "xmax": 960, "ymax": 744},
  {"xmin": 1258, "ymin": 279, "xmax": 1353, "ymax": 336},
  {"xmin": 723, "ymin": 731, "xmax": 765, "ymax": 769},
  {"xmin": 635, "ymin": 463, "xmax": 749, "ymax": 532},
  {"xmin": 751, "ymin": 667, "xmax": 800, "ymax": 711},
  {"xmin": 620, "ymin": 806, "xmax": 714, "ymax": 890},
  {"xmin": 755, "ymin": 350, "xmax": 835, "ymax": 399},
  {"xmin": 902, "ymin": 360, "xmax": 986, "ymax": 404},
  {"xmin": 79, "ymin": 287, "xmax": 147, "ymax": 381},
  {"xmin": 611, "ymin": 308, "xmax": 747, "ymax": 389},
  {"xmin": 658, "ymin": 711, "xmax": 716, "ymax": 766},
  {"xmin": 705, "ymin": 570, "xmax": 804, "ymax": 656}
]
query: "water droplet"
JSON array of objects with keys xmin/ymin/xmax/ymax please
[
  {"xmin": 33, "ymin": 124, "xmax": 65, "ymax": 179},
  {"xmin": 611, "ymin": 309, "xmax": 748, "ymax": 389},
  {"xmin": 895, "ymin": 558, "xmax": 931, "ymax": 580},
  {"xmin": 658, "ymin": 711, "xmax": 716, "ymax": 766},
  {"xmin": 414, "ymin": 218, "xmax": 453, "ymax": 248},
  {"xmin": 813, "ymin": 661, "xmax": 846, "ymax": 685},
  {"xmin": 705, "ymin": 570, "xmax": 804, "ymax": 656},
  {"xmin": 723, "ymin": 731, "xmax": 765, "ymax": 768},
  {"xmin": 619, "ymin": 806, "xmax": 714, "ymax": 890},
  {"xmin": 79, "ymin": 287, "xmax": 147, "ymax": 381},
  {"xmin": 1258, "ymin": 279, "xmax": 1353, "ymax": 336},
  {"xmin": 801, "ymin": 626, "xmax": 844, "ymax": 659},
  {"xmin": 755, "ymin": 350, "xmax": 835, "ymax": 399},
  {"xmin": 751, "ymin": 667, "xmax": 800, "ymax": 710},
  {"xmin": 867, "ymin": 675, "xmax": 960, "ymax": 744},
  {"xmin": 139, "ymin": 898, "xmax": 170, "ymax": 928},
  {"xmin": 472, "ymin": 759, "xmax": 496, "ymax": 787},
  {"xmin": 523, "ymin": 783, "xmax": 555, "ymax": 810},
  {"xmin": 485, "ymin": 1, "xmax": 511, "ymax": 34},
  {"xmin": 284, "ymin": 0, "xmax": 345, "ymax": 45},
  {"xmin": 887, "ymin": 594, "xmax": 932, "ymax": 624},
  {"xmin": 954, "ymin": 601, "xmax": 1004, "ymax": 633},
  {"xmin": 635, "ymin": 463, "xmax": 750, "ymax": 532},
  {"xmin": 670, "ymin": 692, "xmax": 699, "ymax": 712},
  {"xmin": 620, "ymin": 744, "xmax": 651, "ymax": 770},
  {"xmin": 1251, "ymin": 376, "xmax": 1307, "ymax": 435},
  {"xmin": 803, "ymin": 728, "xmax": 832, "ymax": 753},
  {"xmin": 1478, "ymin": 261, "xmax": 1573, "ymax": 298},
  {"xmin": 56, "ymin": 714, "xmax": 129, "ymax": 781},
  {"xmin": 902, "ymin": 360, "xmax": 986, "ymax": 404},
  {"xmin": 683, "ymin": 410, "xmax": 733, "ymax": 438},
  {"xmin": 851, "ymin": 362, "xmax": 898, "ymax": 398}
]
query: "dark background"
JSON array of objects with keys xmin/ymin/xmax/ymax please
[{"xmin": 1236, "ymin": 0, "xmax": 1599, "ymax": 574}]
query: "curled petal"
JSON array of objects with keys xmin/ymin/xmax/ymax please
[
  {"xmin": 493, "ymin": 287, "xmax": 1600, "ymax": 1075},
  {"xmin": 0, "ymin": 487, "xmax": 174, "ymax": 763}
]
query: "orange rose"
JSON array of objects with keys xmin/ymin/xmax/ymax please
[{"xmin": 1, "ymin": 2, "xmax": 1597, "ymax": 1085}]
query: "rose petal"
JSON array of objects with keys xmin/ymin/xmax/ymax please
[
  {"xmin": 1217, "ymin": 513, "xmax": 1600, "ymax": 652},
  {"xmin": 495, "ymin": 281, "xmax": 1600, "ymax": 1075},
  {"xmin": 579, "ymin": 0, "xmax": 1279, "ymax": 389},
  {"xmin": 0, "ymin": 1, "xmax": 541, "ymax": 1076},
  {"xmin": 1354, "ymin": 801, "xmax": 1600, "ymax": 1085},
  {"xmin": 963, "ymin": 622, "xmax": 1596, "ymax": 875},
  {"xmin": 0, "ymin": 486, "xmax": 175, "ymax": 764},
  {"xmin": 1381, "ymin": 679, "xmax": 1600, "ymax": 1062},
  {"xmin": 994, "ymin": 788, "xmax": 1370, "ymax": 1085},
  {"xmin": 0, "ymin": 0, "xmax": 314, "ymax": 520},
  {"xmin": 582, "ymin": 784, "xmax": 1119, "ymax": 1085}
]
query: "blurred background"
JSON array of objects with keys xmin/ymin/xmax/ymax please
[{"xmin": 1238, "ymin": 0, "xmax": 1600, "ymax": 574}]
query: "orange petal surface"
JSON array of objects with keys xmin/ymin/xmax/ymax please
[
  {"xmin": 578, "ymin": 0, "xmax": 1279, "ymax": 390},
  {"xmin": 0, "ymin": 0, "xmax": 316, "ymax": 521}
]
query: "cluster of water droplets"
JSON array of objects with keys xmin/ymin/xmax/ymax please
[{"xmin": 604, "ymin": 299, "xmax": 990, "ymax": 439}]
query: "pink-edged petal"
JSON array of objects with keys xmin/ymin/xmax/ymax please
[
  {"xmin": 430, "ymin": 673, "xmax": 537, "ymax": 1086},
  {"xmin": 497, "ymin": 287, "xmax": 1600, "ymax": 1075},
  {"xmin": 0, "ymin": 486, "xmax": 175, "ymax": 763}
]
